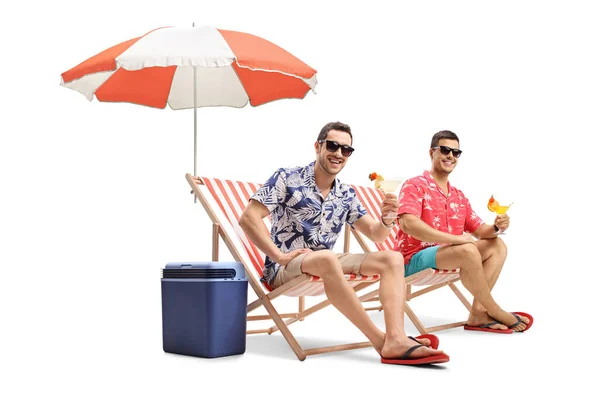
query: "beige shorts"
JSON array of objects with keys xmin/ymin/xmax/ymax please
[{"xmin": 271, "ymin": 251, "xmax": 368, "ymax": 289}]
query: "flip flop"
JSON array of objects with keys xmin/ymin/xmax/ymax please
[
  {"xmin": 381, "ymin": 343, "xmax": 449, "ymax": 365},
  {"xmin": 508, "ymin": 312, "xmax": 534, "ymax": 332},
  {"xmin": 464, "ymin": 320, "xmax": 513, "ymax": 334},
  {"xmin": 409, "ymin": 334, "xmax": 440, "ymax": 349},
  {"xmin": 464, "ymin": 311, "xmax": 534, "ymax": 333}
]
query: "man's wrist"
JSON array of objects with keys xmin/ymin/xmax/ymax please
[
  {"xmin": 493, "ymin": 224, "xmax": 500, "ymax": 232},
  {"xmin": 272, "ymin": 251, "xmax": 285, "ymax": 265},
  {"xmin": 381, "ymin": 217, "xmax": 396, "ymax": 228}
]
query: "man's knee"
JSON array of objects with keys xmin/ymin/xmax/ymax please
[
  {"xmin": 492, "ymin": 237, "xmax": 508, "ymax": 260},
  {"xmin": 454, "ymin": 243, "xmax": 482, "ymax": 266},
  {"xmin": 374, "ymin": 250, "xmax": 405, "ymax": 274},
  {"xmin": 304, "ymin": 250, "xmax": 342, "ymax": 277}
]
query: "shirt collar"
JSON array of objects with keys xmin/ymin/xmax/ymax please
[
  {"xmin": 306, "ymin": 161, "xmax": 344, "ymax": 198},
  {"xmin": 423, "ymin": 170, "xmax": 454, "ymax": 196}
]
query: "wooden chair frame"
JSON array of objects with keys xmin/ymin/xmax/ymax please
[{"xmin": 186, "ymin": 174, "xmax": 381, "ymax": 361}]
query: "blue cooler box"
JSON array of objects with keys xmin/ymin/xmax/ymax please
[{"xmin": 161, "ymin": 262, "xmax": 248, "ymax": 358}]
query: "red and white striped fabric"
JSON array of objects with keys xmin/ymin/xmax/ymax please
[
  {"xmin": 351, "ymin": 184, "xmax": 461, "ymax": 287},
  {"xmin": 351, "ymin": 184, "xmax": 400, "ymax": 251},
  {"xmin": 406, "ymin": 268, "xmax": 461, "ymax": 286},
  {"xmin": 202, "ymin": 177, "xmax": 379, "ymax": 296},
  {"xmin": 60, "ymin": 26, "xmax": 317, "ymax": 109},
  {"xmin": 283, "ymin": 273, "xmax": 380, "ymax": 297}
]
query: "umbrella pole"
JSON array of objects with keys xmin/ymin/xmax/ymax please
[
  {"xmin": 194, "ymin": 67, "xmax": 197, "ymax": 176},
  {"xmin": 193, "ymin": 21, "xmax": 197, "ymax": 178},
  {"xmin": 192, "ymin": 22, "xmax": 198, "ymax": 203},
  {"xmin": 193, "ymin": 65, "xmax": 198, "ymax": 203}
]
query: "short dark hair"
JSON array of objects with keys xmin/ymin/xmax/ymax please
[
  {"xmin": 430, "ymin": 130, "xmax": 460, "ymax": 148},
  {"xmin": 317, "ymin": 121, "xmax": 353, "ymax": 144}
]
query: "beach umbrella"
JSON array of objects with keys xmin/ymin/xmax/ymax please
[{"xmin": 60, "ymin": 25, "xmax": 318, "ymax": 176}]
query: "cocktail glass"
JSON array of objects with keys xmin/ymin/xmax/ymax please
[
  {"xmin": 376, "ymin": 179, "xmax": 402, "ymax": 220},
  {"xmin": 488, "ymin": 195, "xmax": 513, "ymax": 234}
]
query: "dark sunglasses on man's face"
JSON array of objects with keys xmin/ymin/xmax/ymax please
[
  {"xmin": 432, "ymin": 145, "xmax": 462, "ymax": 158},
  {"xmin": 319, "ymin": 140, "xmax": 355, "ymax": 157}
]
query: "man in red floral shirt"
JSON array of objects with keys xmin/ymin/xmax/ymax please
[{"xmin": 395, "ymin": 130, "xmax": 533, "ymax": 333}]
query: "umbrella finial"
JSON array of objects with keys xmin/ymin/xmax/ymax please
[{"xmin": 192, "ymin": 22, "xmax": 195, "ymax": 27}]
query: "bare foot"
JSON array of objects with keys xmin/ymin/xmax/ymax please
[
  {"xmin": 489, "ymin": 310, "xmax": 530, "ymax": 332},
  {"xmin": 377, "ymin": 334, "xmax": 432, "ymax": 355},
  {"xmin": 466, "ymin": 311, "xmax": 509, "ymax": 332},
  {"xmin": 381, "ymin": 335, "xmax": 444, "ymax": 360}
]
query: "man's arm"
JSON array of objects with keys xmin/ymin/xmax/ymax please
[
  {"xmin": 239, "ymin": 199, "xmax": 310, "ymax": 266},
  {"xmin": 472, "ymin": 213, "xmax": 509, "ymax": 239},
  {"xmin": 399, "ymin": 213, "xmax": 475, "ymax": 245},
  {"xmin": 471, "ymin": 224, "xmax": 498, "ymax": 239},
  {"xmin": 353, "ymin": 214, "xmax": 395, "ymax": 243}
]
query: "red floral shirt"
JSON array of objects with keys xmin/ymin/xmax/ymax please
[{"xmin": 394, "ymin": 171, "xmax": 484, "ymax": 264}]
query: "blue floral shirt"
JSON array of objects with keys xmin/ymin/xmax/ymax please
[{"xmin": 251, "ymin": 161, "xmax": 367, "ymax": 285}]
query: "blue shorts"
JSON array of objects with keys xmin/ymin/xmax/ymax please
[{"xmin": 405, "ymin": 246, "xmax": 440, "ymax": 277}]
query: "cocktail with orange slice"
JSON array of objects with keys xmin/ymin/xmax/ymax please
[
  {"xmin": 369, "ymin": 172, "xmax": 402, "ymax": 193},
  {"xmin": 369, "ymin": 172, "xmax": 402, "ymax": 219},
  {"xmin": 487, "ymin": 195, "xmax": 513, "ymax": 234}
]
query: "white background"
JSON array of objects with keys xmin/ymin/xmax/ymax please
[{"xmin": 1, "ymin": 0, "xmax": 597, "ymax": 398}]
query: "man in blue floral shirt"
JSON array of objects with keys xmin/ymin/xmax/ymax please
[{"xmin": 240, "ymin": 121, "xmax": 448, "ymax": 365}]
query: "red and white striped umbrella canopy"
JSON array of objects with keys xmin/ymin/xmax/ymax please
[
  {"xmin": 61, "ymin": 26, "xmax": 317, "ymax": 109},
  {"xmin": 60, "ymin": 26, "xmax": 317, "ymax": 175}
]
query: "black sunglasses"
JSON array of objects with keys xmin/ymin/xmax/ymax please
[
  {"xmin": 432, "ymin": 145, "xmax": 462, "ymax": 158},
  {"xmin": 318, "ymin": 140, "xmax": 355, "ymax": 157}
]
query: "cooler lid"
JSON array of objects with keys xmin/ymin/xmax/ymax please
[{"xmin": 163, "ymin": 261, "xmax": 246, "ymax": 280}]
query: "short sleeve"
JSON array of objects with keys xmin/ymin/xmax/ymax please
[
  {"xmin": 251, "ymin": 169, "xmax": 288, "ymax": 212},
  {"xmin": 397, "ymin": 181, "xmax": 423, "ymax": 218},
  {"xmin": 346, "ymin": 188, "xmax": 367, "ymax": 226},
  {"xmin": 463, "ymin": 196, "xmax": 484, "ymax": 233}
]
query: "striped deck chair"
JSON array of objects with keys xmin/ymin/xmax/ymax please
[
  {"xmin": 347, "ymin": 183, "xmax": 472, "ymax": 335},
  {"xmin": 186, "ymin": 173, "xmax": 381, "ymax": 361}
]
